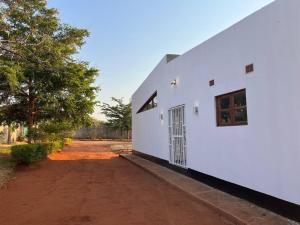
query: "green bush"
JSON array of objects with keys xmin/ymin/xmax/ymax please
[
  {"xmin": 39, "ymin": 143, "xmax": 54, "ymax": 154},
  {"xmin": 11, "ymin": 140, "xmax": 65, "ymax": 165},
  {"xmin": 63, "ymin": 138, "xmax": 72, "ymax": 145},
  {"xmin": 51, "ymin": 141, "xmax": 64, "ymax": 152},
  {"xmin": 40, "ymin": 141, "xmax": 64, "ymax": 154},
  {"xmin": 11, "ymin": 144, "xmax": 48, "ymax": 165}
]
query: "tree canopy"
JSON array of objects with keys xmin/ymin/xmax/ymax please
[
  {"xmin": 0, "ymin": 0, "xmax": 99, "ymax": 143},
  {"xmin": 101, "ymin": 98, "xmax": 131, "ymax": 136}
]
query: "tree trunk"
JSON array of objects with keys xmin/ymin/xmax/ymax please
[
  {"xmin": 7, "ymin": 125, "xmax": 11, "ymax": 144},
  {"xmin": 27, "ymin": 77, "xmax": 34, "ymax": 144},
  {"xmin": 27, "ymin": 113, "xmax": 33, "ymax": 144}
]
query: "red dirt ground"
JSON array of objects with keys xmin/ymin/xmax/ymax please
[{"xmin": 0, "ymin": 140, "xmax": 235, "ymax": 225}]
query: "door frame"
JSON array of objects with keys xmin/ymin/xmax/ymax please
[{"xmin": 168, "ymin": 104, "xmax": 187, "ymax": 168}]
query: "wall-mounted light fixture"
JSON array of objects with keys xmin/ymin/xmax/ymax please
[
  {"xmin": 160, "ymin": 112, "xmax": 164, "ymax": 120},
  {"xmin": 194, "ymin": 104, "xmax": 199, "ymax": 115},
  {"xmin": 171, "ymin": 79, "xmax": 177, "ymax": 86},
  {"xmin": 194, "ymin": 106, "xmax": 199, "ymax": 114}
]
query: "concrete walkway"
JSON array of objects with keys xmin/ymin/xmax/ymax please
[{"xmin": 121, "ymin": 154, "xmax": 299, "ymax": 225}]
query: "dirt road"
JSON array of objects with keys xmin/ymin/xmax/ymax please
[{"xmin": 0, "ymin": 141, "xmax": 234, "ymax": 225}]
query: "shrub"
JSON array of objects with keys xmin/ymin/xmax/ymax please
[
  {"xmin": 39, "ymin": 143, "xmax": 54, "ymax": 154},
  {"xmin": 40, "ymin": 141, "xmax": 64, "ymax": 154},
  {"xmin": 11, "ymin": 144, "xmax": 48, "ymax": 165},
  {"xmin": 11, "ymin": 140, "xmax": 65, "ymax": 165},
  {"xmin": 63, "ymin": 138, "xmax": 72, "ymax": 145},
  {"xmin": 30, "ymin": 121, "xmax": 75, "ymax": 143},
  {"xmin": 51, "ymin": 141, "xmax": 64, "ymax": 152}
]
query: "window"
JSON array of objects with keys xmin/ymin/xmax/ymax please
[
  {"xmin": 137, "ymin": 91, "xmax": 158, "ymax": 113},
  {"xmin": 216, "ymin": 89, "xmax": 248, "ymax": 126}
]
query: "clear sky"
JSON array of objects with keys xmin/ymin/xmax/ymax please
[{"xmin": 48, "ymin": 0, "xmax": 274, "ymax": 120}]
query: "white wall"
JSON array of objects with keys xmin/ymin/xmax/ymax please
[{"xmin": 132, "ymin": 0, "xmax": 300, "ymax": 205}]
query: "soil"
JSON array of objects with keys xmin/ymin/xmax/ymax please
[
  {"xmin": 0, "ymin": 155, "xmax": 14, "ymax": 189},
  {"xmin": 0, "ymin": 140, "xmax": 235, "ymax": 225}
]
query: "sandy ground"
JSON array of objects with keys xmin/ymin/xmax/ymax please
[{"xmin": 0, "ymin": 140, "xmax": 235, "ymax": 225}]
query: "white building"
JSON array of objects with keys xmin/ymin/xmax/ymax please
[
  {"xmin": 132, "ymin": 0, "xmax": 300, "ymax": 206},
  {"xmin": 0, "ymin": 125, "xmax": 25, "ymax": 144}
]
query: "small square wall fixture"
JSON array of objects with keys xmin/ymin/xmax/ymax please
[
  {"xmin": 209, "ymin": 79, "xmax": 215, "ymax": 86},
  {"xmin": 245, "ymin": 64, "xmax": 254, "ymax": 74}
]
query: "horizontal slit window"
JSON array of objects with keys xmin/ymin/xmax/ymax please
[{"xmin": 137, "ymin": 92, "xmax": 158, "ymax": 114}]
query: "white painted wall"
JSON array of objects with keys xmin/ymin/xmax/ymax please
[{"xmin": 132, "ymin": 0, "xmax": 300, "ymax": 205}]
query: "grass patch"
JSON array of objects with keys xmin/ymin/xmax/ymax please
[
  {"xmin": 0, "ymin": 157, "xmax": 15, "ymax": 169},
  {"xmin": 0, "ymin": 142, "xmax": 26, "ymax": 148},
  {"xmin": 0, "ymin": 155, "xmax": 15, "ymax": 188},
  {"xmin": 0, "ymin": 148, "xmax": 11, "ymax": 155}
]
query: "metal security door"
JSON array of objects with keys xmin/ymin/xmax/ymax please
[{"xmin": 168, "ymin": 105, "xmax": 186, "ymax": 167}]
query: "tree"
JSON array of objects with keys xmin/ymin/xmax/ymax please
[
  {"xmin": 31, "ymin": 120, "xmax": 76, "ymax": 143},
  {"xmin": 101, "ymin": 98, "xmax": 131, "ymax": 139},
  {"xmin": 0, "ymin": 0, "xmax": 99, "ymax": 143}
]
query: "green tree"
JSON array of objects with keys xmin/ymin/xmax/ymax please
[
  {"xmin": 101, "ymin": 98, "xmax": 131, "ymax": 139},
  {"xmin": 0, "ymin": 0, "xmax": 99, "ymax": 143},
  {"xmin": 31, "ymin": 120, "xmax": 75, "ymax": 143}
]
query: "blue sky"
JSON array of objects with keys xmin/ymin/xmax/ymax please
[{"xmin": 48, "ymin": 0, "xmax": 274, "ymax": 120}]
